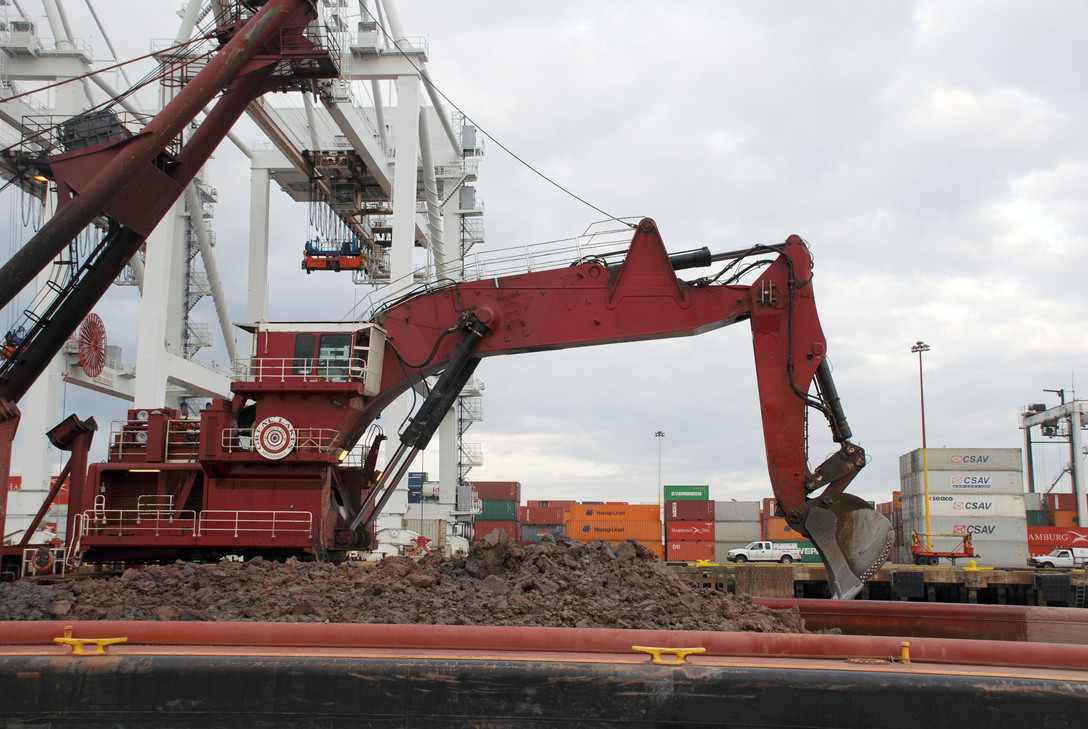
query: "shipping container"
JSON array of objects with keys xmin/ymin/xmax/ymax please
[
  {"xmin": 526, "ymin": 500, "xmax": 577, "ymax": 511},
  {"xmin": 518, "ymin": 506, "xmax": 566, "ymax": 526},
  {"xmin": 959, "ymin": 539, "xmax": 1029, "ymax": 568},
  {"xmin": 713, "ymin": 501, "xmax": 759, "ymax": 521},
  {"xmin": 404, "ymin": 518, "xmax": 446, "ymax": 549},
  {"xmin": 471, "ymin": 481, "xmax": 521, "ymax": 502},
  {"xmin": 473, "ymin": 520, "xmax": 519, "ymax": 542},
  {"xmin": 478, "ymin": 500, "xmax": 519, "ymax": 521},
  {"xmin": 1024, "ymin": 492, "xmax": 1043, "ymax": 511},
  {"xmin": 665, "ymin": 521, "xmax": 715, "ymax": 541},
  {"xmin": 663, "ymin": 485, "xmax": 709, "ymax": 501},
  {"xmin": 788, "ymin": 541, "xmax": 824, "ymax": 564},
  {"xmin": 665, "ymin": 540, "xmax": 715, "ymax": 562},
  {"xmin": 1045, "ymin": 493, "xmax": 1081, "ymax": 513},
  {"xmin": 713, "ymin": 542, "xmax": 751, "ymax": 562},
  {"xmin": 1026, "ymin": 509, "xmax": 1048, "ymax": 527},
  {"xmin": 763, "ymin": 516, "xmax": 802, "ymax": 541},
  {"xmin": 713, "ymin": 520, "xmax": 761, "ymax": 543},
  {"xmin": 899, "ymin": 448, "xmax": 1022, "ymax": 475},
  {"xmin": 1053, "ymin": 511, "xmax": 1079, "ymax": 528},
  {"xmin": 900, "ymin": 470, "xmax": 1024, "ymax": 497},
  {"xmin": 903, "ymin": 515, "xmax": 1027, "ymax": 543},
  {"xmin": 570, "ymin": 504, "xmax": 659, "ymax": 521},
  {"xmin": 519, "ymin": 524, "xmax": 567, "ymax": 542},
  {"xmin": 665, "ymin": 500, "xmax": 715, "ymax": 521},
  {"xmin": 901, "ymin": 493, "xmax": 1026, "ymax": 519},
  {"xmin": 567, "ymin": 520, "xmax": 662, "ymax": 541},
  {"xmin": 1027, "ymin": 526, "xmax": 1088, "ymax": 546}
]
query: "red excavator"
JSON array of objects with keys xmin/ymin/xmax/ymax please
[{"xmin": 0, "ymin": 0, "xmax": 890, "ymax": 599}]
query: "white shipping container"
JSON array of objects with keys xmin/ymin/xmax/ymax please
[
  {"xmin": 903, "ymin": 538, "xmax": 1028, "ymax": 568},
  {"xmin": 404, "ymin": 518, "xmax": 446, "ymax": 548},
  {"xmin": 713, "ymin": 501, "xmax": 760, "ymax": 522},
  {"xmin": 714, "ymin": 541, "xmax": 752, "ymax": 563},
  {"xmin": 900, "ymin": 448, "xmax": 1021, "ymax": 474},
  {"xmin": 1024, "ymin": 492, "xmax": 1043, "ymax": 511},
  {"xmin": 902, "ymin": 493, "xmax": 1026, "ymax": 519},
  {"xmin": 713, "ymin": 520, "xmax": 761, "ymax": 542},
  {"xmin": 903, "ymin": 515, "xmax": 1027, "ymax": 543},
  {"xmin": 900, "ymin": 470, "xmax": 1024, "ymax": 497}
]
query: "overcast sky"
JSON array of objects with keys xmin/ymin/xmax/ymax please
[{"xmin": 4, "ymin": 1, "xmax": 1088, "ymax": 507}]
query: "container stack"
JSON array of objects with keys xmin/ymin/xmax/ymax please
[
  {"xmin": 567, "ymin": 503, "xmax": 664, "ymax": 559},
  {"xmin": 712, "ymin": 501, "xmax": 760, "ymax": 563},
  {"xmin": 472, "ymin": 481, "xmax": 521, "ymax": 542},
  {"xmin": 1042, "ymin": 492, "xmax": 1082, "ymax": 528},
  {"xmin": 519, "ymin": 504, "xmax": 567, "ymax": 543},
  {"xmin": 664, "ymin": 485, "xmax": 714, "ymax": 562},
  {"xmin": 875, "ymin": 491, "xmax": 904, "ymax": 563},
  {"xmin": 899, "ymin": 448, "xmax": 1028, "ymax": 567}
]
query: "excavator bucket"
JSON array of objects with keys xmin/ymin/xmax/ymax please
[{"xmin": 803, "ymin": 493, "xmax": 894, "ymax": 600}]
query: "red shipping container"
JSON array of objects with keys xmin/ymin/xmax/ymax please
[
  {"xmin": 518, "ymin": 506, "xmax": 566, "ymax": 526},
  {"xmin": 666, "ymin": 520, "xmax": 715, "ymax": 541},
  {"xmin": 665, "ymin": 540, "xmax": 715, "ymax": 561},
  {"xmin": 665, "ymin": 500, "xmax": 715, "ymax": 521},
  {"xmin": 473, "ymin": 520, "xmax": 519, "ymax": 542},
  {"xmin": 526, "ymin": 500, "xmax": 576, "ymax": 511},
  {"xmin": 1027, "ymin": 526, "xmax": 1088, "ymax": 546},
  {"xmin": 472, "ymin": 481, "xmax": 521, "ymax": 502}
]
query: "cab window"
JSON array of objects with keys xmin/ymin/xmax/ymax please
[
  {"xmin": 292, "ymin": 333, "xmax": 315, "ymax": 375},
  {"xmin": 318, "ymin": 333, "xmax": 352, "ymax": 381}
]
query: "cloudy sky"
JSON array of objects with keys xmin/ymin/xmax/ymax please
[{"xmin": 4, "ymin": 1, "xmax": 1087, "ymax": 507}]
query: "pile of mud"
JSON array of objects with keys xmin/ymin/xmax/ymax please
[{"xmin": 0, "ymin": 531, "xmax": 805, "ymax": 632}]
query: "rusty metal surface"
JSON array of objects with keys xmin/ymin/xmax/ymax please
[{"xmin": 755, "ymin": 597, "xmax": 1088, "ymax": 644}]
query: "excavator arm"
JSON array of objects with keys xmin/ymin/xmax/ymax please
[{"xmin": 369, "ymin": 218, "xmax": 892, "ymax": 598}]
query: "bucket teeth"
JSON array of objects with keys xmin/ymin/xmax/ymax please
[{"xmin": 803, "ymin": 494, "xmax": 894, "ymax": 600}]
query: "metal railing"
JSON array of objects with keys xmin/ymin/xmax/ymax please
[
  {"xmin": 221, "ymin": 427, "xmax": 340, "ymax": 454},
  {"xmin": 232, "ymin": 357, "xmax": 367, "ymax": 384},
  {"xmin": 78, "ymin": 507, "xmax": 313, "ymax": 541},
  {"xmin": 198, "ymin": 510, "xmax": 313, "ymax": 539}
]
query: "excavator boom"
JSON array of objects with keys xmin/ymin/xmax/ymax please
[{"xmin": 370, "ymin": 218, "xmax": 891, "ymax": 597}]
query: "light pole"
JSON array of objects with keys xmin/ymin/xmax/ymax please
[
  {"xmin": 655, "ymin": 431, "xmax": 665, "ymax": 547},
  {"xmin": 911, "ymin": 341, "xmax": 932, "ymax": 550}
]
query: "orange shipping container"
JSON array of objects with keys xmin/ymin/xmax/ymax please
[
  {"xmin": 567, "ymin": 519, "xmax": 661, "ymax": 541},
  {"xmin": 473, "ymin": 520, "xmax": 519, "ymax": 542},
  {"xmin": 763, "ymin": 516, "xmax": 802, "ymax": 541},
  {"xmin": 518, "ymin": 506, "xmax": 566, "ymax": 526},
  {"xmin": 1053, "ymin": 511, "xmax": 1078, "ymax": 528},
  {"xmin": 666, "ymin": 540, "xmax": 715, "ymax": 561},
  {"xmin": 570, "ymin": 504, "xmax": 659, "ymax": 521}
]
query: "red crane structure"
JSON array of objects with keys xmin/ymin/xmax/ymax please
[{"xmin": 0, "ymin": 1, "xmax": 891, "ymax": 599}]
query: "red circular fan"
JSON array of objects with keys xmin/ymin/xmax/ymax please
[{"xmin": 78, "ymin": 313, "xmax": 108, "ymax": 378}]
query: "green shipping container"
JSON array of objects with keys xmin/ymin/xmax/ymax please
[
  {"xmin": 773, "ymin": 540, "xmax": 823, "ymax": 564},
  {"xmin": 664, "ymin": 485, "xmax": 709, "ymax": 501},
  {"xmin": 478, "ymin": 500, "xmax": 519, "ymax": 521},
  {"xmin": 1026, "ymin": 509, "xmax": 1049, "ymax": 527}
]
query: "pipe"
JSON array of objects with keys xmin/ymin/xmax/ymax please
[
  {"xmin": 174, "ymin": 0, "xmax": 205, "ymax": 46},
  {"xmin": 3, "ymin": 620, "xmax": 1088, "ymax": 670},
  {"xmin": 184, "ymin": 183, "xmax": 238, "ymax": 363},
  {"xmin": 417, "ymin": 109, "xmax": 444, "ymax": 271}
]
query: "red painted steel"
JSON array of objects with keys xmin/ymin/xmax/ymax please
[
  {"xmin": 754, "ymin": 598, "xmax": 1088, "ymax": 645},
  {"xmin": 665, "ymin": 500, "xmax": 715, "ymax": 521},
  {"xmin": 666, "ymin": 540, "xmax": 715, "ymax": 561},
  {"xmin": 473, "ymin": 520, "xmax": 519, "ymax": 542},
  {"xmin": 472, "ymin": 481, "xmax": 521, "ymax": 502},
  {"xmin": 666, "ymin": 521, "xmax": 715, "ymax": 541},
  {"xmin": 519, "ymin": 506, "xmax": 566, "ymax": 526},
  {"xmin": 5, "ymin": 620, "xmax": 1087, "ymax": 670}
]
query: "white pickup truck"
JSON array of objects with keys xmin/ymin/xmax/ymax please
[
  {"xmin": 1029, "ymin": 547, "xmax": 1088, "ymax": 569},
  {"xmin": 726, "ymin": 541, "xmax": 803, "ymax": 564}
]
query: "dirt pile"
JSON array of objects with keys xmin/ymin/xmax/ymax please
[{"xmin": 0, "ymin": 532, "xmax": 805, "ymax": 632}]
